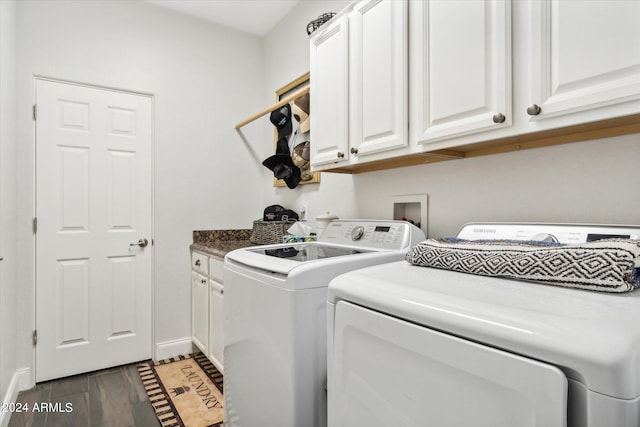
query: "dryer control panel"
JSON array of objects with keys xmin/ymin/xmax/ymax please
[
  {"xmin": 319, "ymin": 220, "xmax": 425, "ymax": 250},
  {"xmin": 457, "ymin": 223, "xmax": 640, "ymax": 244}
]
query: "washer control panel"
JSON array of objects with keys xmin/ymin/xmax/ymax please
[{"xmin": 320, "ymin": 220, "xmax": 425, "ymax": 250}]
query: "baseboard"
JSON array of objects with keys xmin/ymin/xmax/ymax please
[
  {"xmin": 0, "ymin": 368, "xmax": 31, "ymax": 427},
  {"xmin": 155, "ymin": 337, "xmax": 193, "ymax": 361}
]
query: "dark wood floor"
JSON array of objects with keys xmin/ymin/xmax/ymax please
[{"xmin": 8, "ymin": 362, "xmax": 160, "ymax": 427}]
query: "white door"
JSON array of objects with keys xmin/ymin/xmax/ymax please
[
  {"xmin": 310, "ymin": 13, "xmax": 350, "ymax": 167},
  {"xmin": 528, "ymin": 0, "xmax": 640, "ymax": 121},
  {"xmin": 410, "ymin": 0, "xmax": 511, "ymax": 144},
  {"xmin": 35, "ymin": 79, "xmax": 152, "ymax": 382},
  {"xmin": 349, "ymin": 0, "xmax": 408, "ymax": 158},
  {"xmin": 208, "ymin": 279, "xmax": 224, "ymax": 372},
  {"xmin": 191, "ymin": 271, "xmax": 208, "ymax": 353}
]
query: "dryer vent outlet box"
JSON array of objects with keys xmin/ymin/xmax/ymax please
[{"xmin": 392, "ymin": 195, "xmax": 428, "ymax": 235}]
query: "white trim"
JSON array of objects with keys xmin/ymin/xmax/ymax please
[
  {"xmin": 154, "ymin": 337, "xmax": 193, "ymax": 361},
  {"xmin": 0, "ymin": 368, "xmax": 31, "ymax": 427}
]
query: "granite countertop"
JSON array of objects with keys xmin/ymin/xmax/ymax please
[{"xmin": 190, "ymin": 229, "xmax": 255, "ymax": 259}]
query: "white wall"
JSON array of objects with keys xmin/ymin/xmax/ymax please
[
  {"xmin": 262, "ymin": 1, "xmax": 357, "ymax": 227},
  {"xmin": 15, "ymin": 0, "xmax": 265, "ymax": 383},
  {"xmin": 265, "ymin": 0, "xmax": 640, "ymax": 235},
  {"xmin": 354, "ymin": 134, "xmax": 640, "ymax": 237},
  {"xmin": 0, "ymin": 0, "xmax": 19, "ymax": 411}
]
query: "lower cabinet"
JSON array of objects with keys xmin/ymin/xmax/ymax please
[
  {"xmin": 191, "ymin": 271, "xmax": 209, "ymax": 352},
  {"xmin": 191, "ymin": 250, "xmax": 224, "ymax": 373},
  {"xmin": 208, "ymin": 280, "xmax": 224, "ymax": 370}
]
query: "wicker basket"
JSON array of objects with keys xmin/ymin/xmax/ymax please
[{"xmin": 250, "ymin": 220, "xmax": 296, "ymax": 244}]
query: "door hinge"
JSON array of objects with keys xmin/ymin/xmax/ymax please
[
  {"xmin": 33, "ymin": 217, "xmax": 37, "ymax": 234},
  {"xmin": 32, "ymin": 104, "xmax": 37, "ymax": 121},
  {"xmin": 33, "ymin": 330, "xmax": 37, "ymax": 346}
]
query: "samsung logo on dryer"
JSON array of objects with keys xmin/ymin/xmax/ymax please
[{"xmin": 473, "ymin": 228, "xmax": 497, "ymax": 233}]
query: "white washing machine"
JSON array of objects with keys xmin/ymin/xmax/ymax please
[
  {"xmin": 223, "ymin": 219, "xmax": 425, "ymax": 427},
  {"xmin": 327, "ymin": 223, "xmax": 640, "ymax": 427}
]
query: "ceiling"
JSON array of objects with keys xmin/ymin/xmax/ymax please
[{"xmin": 146, "ymin": 0, "xmax": 300, "ymax": 37}]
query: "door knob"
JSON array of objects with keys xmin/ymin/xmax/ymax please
[{"xmin": 130, "ymin": 238, "xmax": 149, "ymax": 248}]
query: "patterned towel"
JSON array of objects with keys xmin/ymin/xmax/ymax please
[{"xmin": 405, "ymin": 238, "xmax": 640, "ymax": 293}]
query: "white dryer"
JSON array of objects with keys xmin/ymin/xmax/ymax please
[
  {"xmin": 327, "ymin": 223, "xmax": 640, "ymax": 427},
  {"xmin": 223, "ymin": 220, "xmax": 425, "ymax": 427}
]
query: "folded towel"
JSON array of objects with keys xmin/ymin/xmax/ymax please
[{"xmin": 405, "ymin": 238, "xmax": 640, "ymax": 293}]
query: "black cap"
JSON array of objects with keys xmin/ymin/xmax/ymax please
[
  {"xmin": 263, "ymin": 204, "xmax": 284, "ymax": 221},
  {"xmin": 262, "ymin": 155, "xmax": 301, "ymax": 189},
  {"xmin": 270, "ymin": 104, "xmax": 293, "ymax": 139},
  {"xmin": 275, "ymin": 209, "xmax": 299, "ymax": 221},
  {"xmin": 262, "ymin": 136, "xmax": 301, "ymax": 189},
  {"xmin": 265, "ymin": 247, "xmax": 299, "ymax": 258}
]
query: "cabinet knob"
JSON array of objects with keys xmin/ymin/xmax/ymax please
[
  {"xmin": 492, "ymin": 113, "xmax": 506, "ymax": 124},
  {"xmin": 526, "ymin": 104, "xmax": 542, "ymax": 116},
  {"xmin": 350, "ymin": 147, "xmax": 358, "ymax": 155},
  {"xmin": 337, "ymin": 151, "xmax": 345, "ymax": 159},
  {"xmin": 195, "ymin": 259, "xmax": 201, "ymax": 266}
]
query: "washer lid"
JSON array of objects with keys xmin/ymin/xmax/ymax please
[
  {"xmin": 225, "ymin": 242, "xmax": 377, "ymax": 275},
  {"xmin": 328, "ymin": 261, "xmax": 640, "ymax": 400},
  {"xmin": 249, "ymin": 243, "xmax": 370, "ymax": 262}
]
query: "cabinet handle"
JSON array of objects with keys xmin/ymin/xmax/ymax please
[
  {"xmin": 492, "ymin": 113, "xmax": 506, "ymax": 124},
  {"xmin": 350, "ymin": 147, "xmax": 358, "ymax": 155},
  {"xmin": 195, "ymin": 259, "xmax": 201, "ymax": 266},
  {"xmin": 337, "ymin": 152, "xmax": 345, "ymax": 159},
  {"xmin": 201, "ymin": 279, "xmax": 207, "ymax": 284},
  {"xmin": 526, "ymin": 104, "xmax": 542, "ymax": 116}
]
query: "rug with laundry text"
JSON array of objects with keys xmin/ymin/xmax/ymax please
[{"xmin": 138, "ymin": 353, "xmax": 224, "ymax": 427}]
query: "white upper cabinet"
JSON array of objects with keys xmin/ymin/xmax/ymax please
[
  {"xmin": 410, "ymin": 0, "xmax": 511, "ymax": 146},
  {"xmin": 310, "ymin": 0, "xmax": 639, "ymax": 173},
  {"xmin": 527, "ymin": 0, "xmax": 640, "ymax": 123},
  {"xmin": 310, "ymin": 14, "xmax": 350, "ymax": 167},
  {"xmin": 310, "ymin": 0, "xmax": 408, "ymax": 170},
  {"xmin": 349, "ymin": 0, "xmax": 408, "ymax": 157}
]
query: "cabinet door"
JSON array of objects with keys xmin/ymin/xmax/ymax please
[
  {"xmin": 528, "ymin": 0, "xmax": 640, "ymax": 121},
  {"xmin": 349, "ymin": 0, "xmax": 408, "ymax": 157},
  {"xmin": 411, "ymin": 0, "xmax": 511, "ymax": 145},
  {"xmin": 310, "ymin": 13, "xmax": 350, "ymax": 167},
  {"xmin": 191, "ymin": 271, "xmax": 208, "ymax": 353},
  {"xmin": 208, "ymin": 280, "xmax": 224, "ymax": 372}
]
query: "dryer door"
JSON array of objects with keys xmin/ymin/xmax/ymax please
[{"xmin": 330, "ymin": 300, "xmax": 568, "ymax": 427}]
